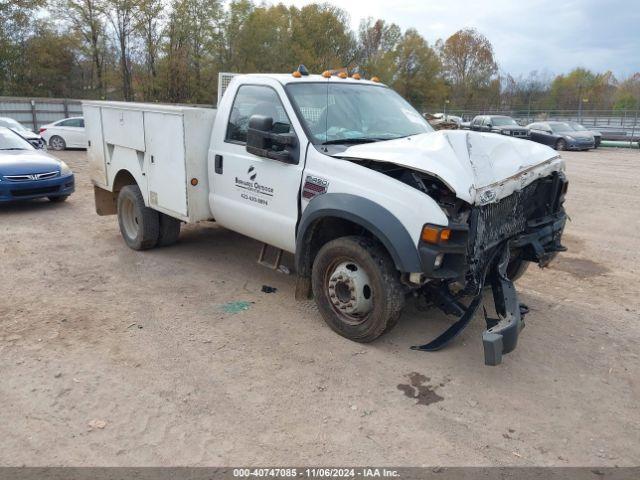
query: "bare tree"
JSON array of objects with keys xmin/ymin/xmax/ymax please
[{"xmin": 103, "ymin": 0, "xmax": 138, "ymax": 100}]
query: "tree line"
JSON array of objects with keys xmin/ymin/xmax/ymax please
[{"xmin": 1, "ymin": 0, "xmax": 638, "ymax": 112}]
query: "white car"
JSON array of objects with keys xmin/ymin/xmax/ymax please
[
  {"xmin": 39, "ymin": 116, "xmax": 87, "ymax": 150},
  {"xmin": 0, "ymin": 117, "xmax": 45, "ymax": 148}
]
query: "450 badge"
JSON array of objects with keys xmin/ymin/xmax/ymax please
[{"xmin": 235, "ymin": 165, "xmax": 274, "ymax": 205}]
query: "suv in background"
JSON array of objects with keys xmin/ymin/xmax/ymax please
[{"xmin": 470, "ymin": 115, "xmax": 530, "ymax": 139}]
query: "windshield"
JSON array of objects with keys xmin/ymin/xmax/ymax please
[
  {"xmin": 491, "ymin": 117, "xmax": 518, "ymax": 126},
  {"xmin": 550, "ymin": 123, "xmax": 573, "ymax": 133},
  {"xmin": 569, "ymin": 122, "xmax": 587, "ymax": 131},
  {"xmin": 286, "ymin": 82, "xmax": 433, "ymax": 145},
  {"xmin": 0, "ymin": 118, "xmax": 28, "ymax": 131},
  {"xmin": 0, "ymin": 127, "xmax": 35, "ymax": 150}
]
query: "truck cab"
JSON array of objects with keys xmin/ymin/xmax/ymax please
[{"xmin": 86, "ymin": 69, "xmax": 568, "ymax": 365}]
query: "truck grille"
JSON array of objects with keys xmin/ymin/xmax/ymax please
[{"xmin": 465, "ymin": 172, "xmax": 566, "ymax": 292}]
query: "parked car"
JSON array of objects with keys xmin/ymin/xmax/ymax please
[
  {"xmin": 39, "ymin": 116, "xmax": 87, "ymax": 150},
  {"xmin": 567, "ymin": 121, "xmax": 601, "ymax": 148},
  {"xmin": 469, "ymin": 115, "xmax": 530, "ymax": 139},
  {"xmin": 527, "ymin": 121, "xmax": 594, "ymax": 151},
  {"xmin": 0, "ymin": 126, "xmax": 75, "ymax": 203},
  {"xmin": 0, "ymin": 117, "xmax": 45, "ymax": 149}
]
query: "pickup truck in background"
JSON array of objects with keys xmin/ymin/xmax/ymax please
[{"xmin": 85, "ymin": 68, "xmax": 568, "ymax": 366}]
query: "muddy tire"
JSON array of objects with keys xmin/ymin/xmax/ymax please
[
  {"xmin": 117, "ymin": 185, "xmax": 159, "ymax": 250},
  {"xmin": 311, "ymin": 236, "xmax": 405, "ymax": 343},
  {"xmin": 157, "ymin": 213, "xmax": 181, "ymax": 247}
]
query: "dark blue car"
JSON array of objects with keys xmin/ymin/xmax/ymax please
[{"xmin": 0, "ymin": 126, "xmax": 75, "ymax": 203}]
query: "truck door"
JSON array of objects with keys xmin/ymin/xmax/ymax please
[{"xmin": 210, "ymin": 82, "xmax": 305, "ymax": 252}]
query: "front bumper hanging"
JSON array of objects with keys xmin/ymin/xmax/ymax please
[{"xmin": 412, "ymin": 244, "xmax": 527, "ymax": 366}]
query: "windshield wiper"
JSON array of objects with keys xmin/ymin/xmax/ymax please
[{"xmin": 321, "ymin": 137, "xmax": 386, "ymax": 146}]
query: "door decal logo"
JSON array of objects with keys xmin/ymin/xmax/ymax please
[{"xmin": 235, "ymin": 164, "xmax": 274, "ymax": 206}]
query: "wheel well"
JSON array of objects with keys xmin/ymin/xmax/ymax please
[
  {"xmin": 297, "ymin": 216, "xmax": 393, "ymax": 277},
  {"xmin": 112, "ymin": 169, "xmax": 137, "ymax": 194}
]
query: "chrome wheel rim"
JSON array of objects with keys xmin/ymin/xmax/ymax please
[
  {"xmin": 51, "ymin": 137, "xmax": 64, "ymax": 150},
  {"xmin": 325, "ymin": 259, "xmax": 373, "ymax": 325}
]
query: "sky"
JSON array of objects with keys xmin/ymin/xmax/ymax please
[{"xmin": 279, "ymin": 0, "xmax": 640, "ymax": 79}]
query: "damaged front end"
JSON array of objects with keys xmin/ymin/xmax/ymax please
[{"xmin": 414, "ymin": 171, "xmax": 569, "ymax": 365}]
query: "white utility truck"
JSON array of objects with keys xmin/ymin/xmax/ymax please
[{"xmin": 85, "ymin": 68, "xmax": 568, "ymax": 365}]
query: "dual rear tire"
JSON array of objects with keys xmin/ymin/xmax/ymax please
[{"xmin": 117, "ymin": 185, "xmax": 181, "ymax": 250}]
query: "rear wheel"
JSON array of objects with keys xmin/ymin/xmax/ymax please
[
  {"xmin": 49, "ymin": 135, "xmax": 66, "ymax": 151},
  {"xmin": 117, "ymin": 185, "xmax": 159, "ymax": 250},
  {"xmin": 157, "ymin": 213, "xmax": 181, "ymax": 247},
  {"xmin": 311, "ymin": 236, "xmax": 405, "ymax": 343},
  {"xmin": 555, "ymin": 138, "xmax": 567, "ymax": 151}
]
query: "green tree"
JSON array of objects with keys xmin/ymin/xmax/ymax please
[
  {"xmin": 356, "ymin": 18, "xmax": 401, "ymax": 80},
  {"xmin": 289, "ymin": 4, "xmax": 355, "ymax": 73},
  {"xmin": 390, "ymin": 29, "xmax": 445, "ymax": 110},
  {"xmin": 0, "ymin": 0, "xmax": 46, "ymax": 94},
  {"xmin": 55, "ymin": 0, "xmax": 106, "ymax": 97},
  {"xmin": 234, "ymin": 4, "xmax": 293, "ymax": 72},
  {"xmin": 437, "ymin": 28, "xmax": 498, "ymax": 107}
]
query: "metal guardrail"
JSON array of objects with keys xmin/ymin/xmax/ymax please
[{"xmin": 0, "ymin": 96, "xmax": 83, "ymax": 131}]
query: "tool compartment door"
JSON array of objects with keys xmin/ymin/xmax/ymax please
[
  {"xmin": 83, "ymin": 105, "xmax": 107, "ymax": 186},
  {"xmin": 144, "ymin": 111, "xmax": 188, "ymax": 217}
]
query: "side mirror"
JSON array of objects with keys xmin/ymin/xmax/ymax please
[
  {"xmin": 246, "ymin": 115, "xmax": 297, "ymax": 164},
  {"xmin": 486, "ymin": 123, "xmax": 492, "ymax": 128}
]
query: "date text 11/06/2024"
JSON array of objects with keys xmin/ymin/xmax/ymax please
[{"xmin": 233, "ymin": 468, "xmax": 400, "ymax": 478}]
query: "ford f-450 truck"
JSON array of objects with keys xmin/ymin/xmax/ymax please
[{"xmin": 85, "ymin": 69, "xmax": 568, "ymax": 365}]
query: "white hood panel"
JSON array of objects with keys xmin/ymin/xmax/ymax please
[{"xmin": 337, "ymin": 130, "xmax": 563, "ymax": 205}]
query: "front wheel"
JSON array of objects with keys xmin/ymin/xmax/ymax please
[
  {"xmin": 555, "ymin": 138, "xmax": 567, "ymax": 151},
  {"xmin": 117, "ymin": 185, "xmax": 159, "ymax": 250},
  {"xmin": 311, "ymin": 236, "xmax": 405, "ymax": 343}
]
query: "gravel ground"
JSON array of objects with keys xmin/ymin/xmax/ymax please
[{"xmin": 1, "ymin": 147, "xmax": 639, "ymax": 466}]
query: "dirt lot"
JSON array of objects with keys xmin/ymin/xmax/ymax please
[{"xmin": 1, "ymin": 147, "xmax": 639, "ymax": 466}]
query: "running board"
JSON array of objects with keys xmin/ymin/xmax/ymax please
[{"xmin": 257, "ymin": 243, "xmax": 284, "ymax": 270}]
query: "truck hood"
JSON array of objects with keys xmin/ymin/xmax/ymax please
[{"xmin": 336, "ymin": 130, "xmax": 563, "ymax": 205}]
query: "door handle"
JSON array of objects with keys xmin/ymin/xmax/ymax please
[{"xmin": 215, "ymin": 154, "xmax": 223, "ymax": 174}]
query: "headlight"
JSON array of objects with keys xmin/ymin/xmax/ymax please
[
  {"xmin": 565, "ymin": 135, "xmax": 575, "ymax": 141},
  {"xmin": 502, "ymin": 130, "xmax": 511, "ymax": 135},
  {"xmin": 59, "ymin": 161, "xmax": 72, "ymax": 176}
]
